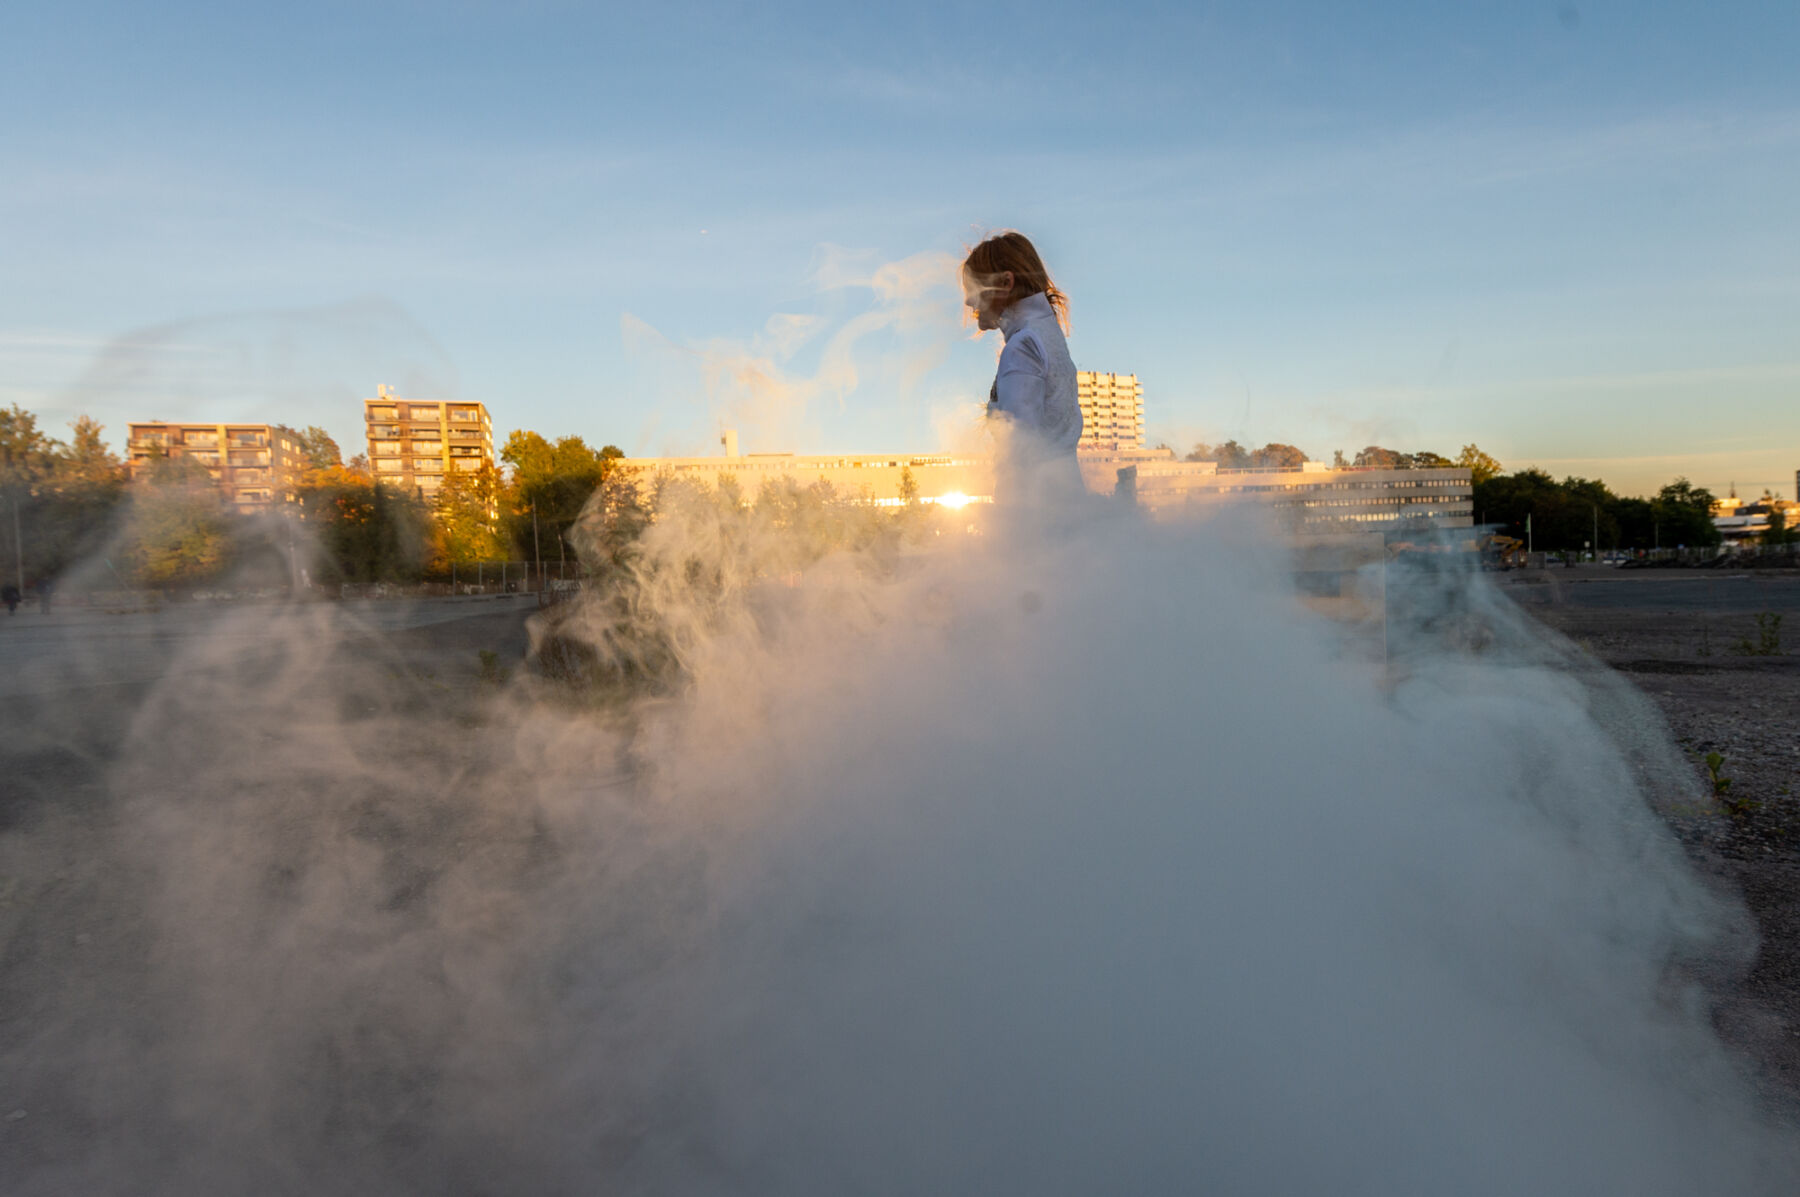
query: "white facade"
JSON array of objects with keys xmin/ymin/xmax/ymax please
[{"xmin": 1076, "ymin": 372, "xmax": 1145, "ymax": 451}]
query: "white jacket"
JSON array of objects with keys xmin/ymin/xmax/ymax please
[{"xmin": 987, "ymin": 292, "xmax": 1082, "ymax": 455}]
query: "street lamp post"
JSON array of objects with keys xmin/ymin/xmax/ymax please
[
  {"xmin": 531, "ymin": 501, "xmax": 542, "ymax": 592},
  {"xmin": 5, "ymin": 490, "xmax": 22, "ymax": 593}
]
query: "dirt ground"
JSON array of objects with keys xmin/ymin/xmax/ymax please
[{"xmin": 1503, "ymin": 566, "xmax": 1800, "ymax": 1100}]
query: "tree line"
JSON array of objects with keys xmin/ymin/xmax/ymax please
[
  {"xmin": 1181, "ymin": 441, "xmax": 1503, "ymax": 475},
  {"xmin": 1472, "ymin": 470, "xmax": 1723, "ymax": 552},
  {"xmin": 0, "ymin": 403, "xmax": 629, "ymax": 590},
  {"xmin": 0, "ymin": 400, "xmax": 1752, "ymax": 592},
  {"xmin": 1178, "ymin": 436, "xmax": 1741, "ymax": 550}
]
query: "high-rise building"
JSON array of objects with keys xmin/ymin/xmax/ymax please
[
  {"xmin": 1076, "ymin": 372, "xmax": 1145, "ymax": 450},
  {"xmin": 127, "ymin": 422, "xmax": 304, "ymax": 510},
  {"xmin": 363, "ymin": 386, "xmax": 495, "ymax": 508}
]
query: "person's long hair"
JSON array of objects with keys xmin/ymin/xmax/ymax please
[{"xmin": 963, "ymin": 232, "xmax": 1069, "ymax": 334}]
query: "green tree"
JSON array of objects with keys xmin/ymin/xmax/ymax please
[
  {"xmin": 500, "ymin": 431, "xmax": 624, "ymax": 573},
  {"xmin": 898, "ymin": 465, "xmax": 919, "ymax": 503},
  {"xmin": 1764, "ymin": 506, "xmax": 1794, "ymax": 548},
  {"xmin": 1, "ymin": 407, "xmax": 132, "ymax": 585},
  {"xmin": 1652, "ymin": 478, "xmax": 1721, "ymax": 549},
  {"xmin": 1472, "ymin": 468, "xmax": 1717, "ymax": 553},
  {"xmin": 0, "ymin": 407, "xmax": 56, "ymax": 586}
]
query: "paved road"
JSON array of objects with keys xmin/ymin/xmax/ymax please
[
  {"xmin": 0, "ymin": 594, "xmax": 540, "ymax": 698},
  {"xmin": 1501, "ymin": 566, "xmax": 1800, "ymax": 614}
]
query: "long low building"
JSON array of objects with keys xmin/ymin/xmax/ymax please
[
  {"xmin": 616, "ymin": 444, "xmax": 995, "ymax": 510},
  {"xmin": 1085, "ymin": 450, "xmax": 1474, "ymax": 530},
  {"xmin": 615, "ymin": 440, "xmax": 1473, "ymax": 531}
]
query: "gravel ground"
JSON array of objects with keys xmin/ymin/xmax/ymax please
[
  {"xmin": 1504, "ymin": 566, "xmax": 1800, "ymax": 1101},
  {"xmin": 4, "ymin": 579, "xmax": 1798, "ymax": 1189}
]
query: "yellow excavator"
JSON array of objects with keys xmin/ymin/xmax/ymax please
[{"xmin": 1479, "ymin": 533, "xmax": 1526, "ymax": 570}]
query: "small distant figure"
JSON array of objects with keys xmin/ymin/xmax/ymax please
[
  {"xmin": 1, "ymin": 583, "xmax": 19, "ymax": 615},
  {"xmin": 33, "ymin": 578, "xmax": 52, "ymax": 614}
]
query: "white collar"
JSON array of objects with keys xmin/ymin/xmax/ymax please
[{"xmin": 998, "ymin": 292, "xmax": 1055, "ymax": 340}]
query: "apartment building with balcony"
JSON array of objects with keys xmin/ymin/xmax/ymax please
[
  {"xmin": 1076, "ymin": 372, "xmax": 1145, "ymax": 451},
  {"xmin": 126, "ymin": 422, "xmax": 304, "ymax": 511},
  {"xmin": 363, "ymin": 386, "xmax": 496, "ymax": 513}
]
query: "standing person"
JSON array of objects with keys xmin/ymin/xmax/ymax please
[
  {"xmin": 1, "ymin": 583, "xmax": 18, "ymax": 615},
  {"xmin": 961, "ymin": 232, "xmax": 1084, "ymax": 510}
]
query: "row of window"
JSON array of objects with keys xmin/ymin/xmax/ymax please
[
  {"xmin": 365, "ymin": 404, "xmax": 486, "ymax": 420},
  {"xmin": 1305, "ymin": 510, "xmax": 1461, "ymax": 522},
  {"xmin": 1295, "ymin": 496, "xmax": 1470, "ymax": 507}
]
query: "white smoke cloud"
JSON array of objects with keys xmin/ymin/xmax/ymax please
[
  {"xmin": 620, "ymin": 247, "xmax": 967, "ymax": 456},
  {"xmin": 3, "ymin": 493, "xmax": 1793, "ymax": 1195}
]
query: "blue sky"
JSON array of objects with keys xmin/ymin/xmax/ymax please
[{"xmin": 3, "ymin": 0, "xmax": 1796, "ymax": 497}]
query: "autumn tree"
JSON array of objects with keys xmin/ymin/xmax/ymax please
[
  {"xmin": 1185, "ymin": 440, "xmax": 1251, "ymax": 469},
  {"xmin": 431, "ymin": 465, "xmax": 506, "ymax": 574},
  {"xmin": 38, "ymin": 416, "xmax": 128, "ymax": 576},
  {"xmin": 1457, "ymin": 444, "xmax": 1502, "ymax": 484},
  {"xmin": 294, "ymin": 426, "xmax": 343, "ymax": 471},
  {"xmin": 1249, "ymin": 443, "xmax": 1307, "ymax": 469},
  {"xmin": 1353, "ymin": 445, "xmax": 1405, "ymax": 469},
  {"xmin": 1408, "ymin": 450, "xmax": 1456, "ymax": 469},
  {"xmin": 122, "ymin": 454, "xmax": 236, "ymax": 587},
  {"xmin": 295, "ymin": 463, "xmax": 431, "ymax": 583}
]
